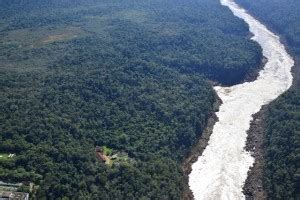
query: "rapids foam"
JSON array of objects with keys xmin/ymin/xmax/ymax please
[{"xmin": 188, "ymin": 0, "xmax": 294, "ymax": 199}]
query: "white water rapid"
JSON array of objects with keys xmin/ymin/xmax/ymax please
[{"xmin": 188, "ymin": 0, "xmax": 294, "ymax": 199}]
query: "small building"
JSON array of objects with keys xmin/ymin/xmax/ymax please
[
  {"xmin": 0, "ymin": 191, "xmax": 29, "ymax": 200},
  {"xmin": 0, "ymin": 182, "xmax": 22, "ymax": 188},
  {"xmin": 111, "ymin": 154, "xmax": 118, "ymax": 160}
]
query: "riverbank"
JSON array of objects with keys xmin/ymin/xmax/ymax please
[
  {"xmin": 234, "ymin": 1, "xmax": 299, "ymax": 89},
  {"xmin": 233, "ymin": 2, "xmax": 300, "ymax": 199},
  {"xmin": 242, "ymin": 53, "xmax": 299, "ymax": 200},
  {"xmin": 181, "ymin": 13, "xmax": 267, "ymax": 199},
  {"xmin": 187, "ymin": 0, "xmax": 293, "ymax": 198},
  {"xmin": 182, "ymin": 95, "xmax": 222, "ymax": 200},
  {"xmin": 181, "ymin": 56, "xmax": 266, "ymax": 200},
  {"xmin": 209, "ymin": 57, "xmax": 267, "ymax": 88},
  {"xmin": 243, "ymin": 52, "xmax": 299, "ymax": 200},
  {"xmin": 242, "ymin": 106, "xmax": 268, "ymax": 200}
]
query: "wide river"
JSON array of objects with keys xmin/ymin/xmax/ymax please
[{"xmin": 188, "ymin": 0, "xmax": 294, "ymax": 199}]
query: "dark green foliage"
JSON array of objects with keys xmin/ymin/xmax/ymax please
[
  {"xmin": 2, "ymin": 36, "xmax": 214, "ymax": 199},
  {"xmin": 264, "ymin": 91, "xmax": 300, "ymax": 200},
  {"xmin": 0, "ymin": 0, "xmax": 262, "ymax": 199},
  {"xmin": 0, "ymin": 0, "xmax": 262, "ymax": 85},
  {"xmin": 236, "ymin": 0, "xmax": 300, "ymax": 54},
  {"xmin": 237, "ymin": 0, "xmax": 300, "ymax": 199}
]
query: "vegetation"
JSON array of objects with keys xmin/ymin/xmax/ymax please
[
  {"xmin": 0, "ymin": 154, "xmax": 14, "ymax": 162},
  {"xmin": 0, "ymin": 0, "xmax": 262, "ymax": 85},
  {"xmin": 102, "ymin": 146, "xmax": 113, "ymax": 156},
  {"xmin": 237, "ymin": 0, "xmax": 300, "ymax": 199},
  {"xmin": 264, "ymin": 91, "xmax": 300, "ymax": 199},
  {"xmin": 236, "ymin": 0, "xmax": 300, "ymax": 54},
  {"xmin": 0, "ymin": 0, "xmax": 262, "ymax": 199}
]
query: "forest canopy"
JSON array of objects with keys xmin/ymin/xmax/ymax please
[
  {"xmin": 0, "ymin": 0, "xmax": 262, "ymax": 199},
  {"xmin": 237, "ymin": 0, "xmax": 300, "ymax": 199},
  {"xmin": 236, "ymin": 0, "xmax": 300, "ymax": 55}
]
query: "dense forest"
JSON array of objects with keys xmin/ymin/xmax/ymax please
[
  {"xmin": 236, "ymin": 0, "xmax": 300, "ymax": 55},
  {"xmin": 264, "ymin": 91, "xmax": 300, "ymax": 199},
  {"xmin": 237, "ymin": 0, "xmax": 300, "ymax": 199},
  {"xmin": 0, "ymin": 0, "xmax": 262, "ymax": 199}
]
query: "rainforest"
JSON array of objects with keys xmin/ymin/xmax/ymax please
[
  {"xmin": 237, "ymin": 0, "xmax": 300, "ymax": 199},
  {"xmin": 0, "ymin": 0, "xmax": 299, "ymax": 199}
]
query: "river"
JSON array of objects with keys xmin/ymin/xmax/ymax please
[{"xmin": 188, "ymin": 0, "xmax": 294, "ymax": 199}]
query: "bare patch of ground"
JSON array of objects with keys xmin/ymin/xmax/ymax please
[{"xmin": 41, "ymin": 33, "xmax": 78, "ymax": 43}]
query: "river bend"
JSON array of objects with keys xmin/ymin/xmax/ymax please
[{"xmin": 188, "ymin": 0, "xmax": 294, "ymax": 199}]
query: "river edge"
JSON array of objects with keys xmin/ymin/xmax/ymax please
[
  {"xmin": 242, "ymin": 46, "xmax": 300, "ymax": 200},
  {"xmin": 181, "ymin": 1, "xmax": 297, "ymax": 198},
  {"xmin": 181, "ymin": 51, "xmax": 267, "ymax": 200},
  {"xmin": 242, "ymin": 105, "xmax": 268, "ymax": 200},
  {"xmin": 232, "ymin": 2, "xmax": 300, "ymax": 199},
  {"xmin": 234, "ymin": 1, "xmax": 300, "ymax": 89},
  {"xmin": 181, "ymin": 94, "xmax": 222, "ymax": 200}
]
